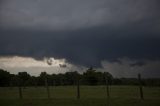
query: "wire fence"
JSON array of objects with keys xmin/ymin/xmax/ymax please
[{"xmin": 0, "ymin": 74, "xmax": 150, "ymax": 100}]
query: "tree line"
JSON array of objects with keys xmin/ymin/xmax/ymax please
[{"xmin": 0, "ymin": 68, "xmax": 160, "ymax": 87}]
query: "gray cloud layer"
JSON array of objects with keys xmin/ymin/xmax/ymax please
[
  {"xmin": 0, "ymin": 0, "xmax": 160, "ymax": 30},
  {"xmin": 0, "ymin": 0, "xmax": 160, "ymax": 68}
]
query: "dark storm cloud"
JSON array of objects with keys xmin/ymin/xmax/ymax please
[
  {"xmin": 1, "ymin": 0, "xmax": 160, "ymax": 30},
  {"xmin": 0, "ymin": 0, "xmax": 160, "ymax": 67},
  {"xmin": 0, "ymin": 24, "xmax": 160, "ymax": 67}
]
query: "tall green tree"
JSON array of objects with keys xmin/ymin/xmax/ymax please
[
  {"xmin": 0, "ymin": 69, "xmax": 10, "ymax": 86},
  {"xmin": 82, "ymin": 67, "xmax": 99, "ymax": 85},
  {"xmin": 18, "ymin": 72, "xmax": 31, "ymax": 87}
]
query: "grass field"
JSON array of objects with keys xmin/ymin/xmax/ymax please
[{"xmin": 0, "ymin": 86, "xmax": 160, "ymax": 106}]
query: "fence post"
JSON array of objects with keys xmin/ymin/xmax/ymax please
[
  {"xmin": 18, "ymin": 86, "xmax": 23, "ymax": 99},
  {"xmin": 77, "ymin": 75, "xmax": 80, "ymax": 99},
  {"xmin": 45, "ymin": 77, "xmax": 50, "ymax": 99},
  {"xmin": 138, "ymin": 73, "xmax": 144, "ymax": 100},
  {"xmin": 105, "ymin": 76, "xmax": 110, "ymax": 98},
  {"xmin": 18, "ymin": 79, "xmax": 23, "ymax": 99}
]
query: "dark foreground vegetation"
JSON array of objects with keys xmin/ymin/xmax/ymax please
[{"xmin": 0, "ymin": 68, "xmax": 160, "ymax": 87}]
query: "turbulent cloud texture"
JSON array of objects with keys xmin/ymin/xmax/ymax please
[
  {"xmin": 100, "ymin": 58, "xmax": 160, "ymax": 78},
  {"xmin": 0, "ymin": 56, "xmax": 83, "ymax": 76}
]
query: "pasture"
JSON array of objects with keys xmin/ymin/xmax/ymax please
[{"xmin": 0, "ymin": 86, "xmax": 160, "ymax": 106}]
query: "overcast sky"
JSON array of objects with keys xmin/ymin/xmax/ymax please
[{"xmin": 0, "ymin": 0, "xmax": 160, "ymax": 78}]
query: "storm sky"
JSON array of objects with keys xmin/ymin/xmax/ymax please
[{"xmin": 0, "ymin": 0, "xmax": 160, "ymax": 77}]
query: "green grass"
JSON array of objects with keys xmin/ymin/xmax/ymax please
[{"xmin": 0, "ymin": 86, "xmax": 160, "ymax": 106}]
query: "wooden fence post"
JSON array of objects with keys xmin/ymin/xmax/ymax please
[
  {"xmin": 138, "ymin": 74, "xmax": 144, "ymax": 100},
  {"xmin": 77, "ymin": 76, "xmax": 80, "ymax": 99},
  {"xmin": 18, "ymin": 79, "xmax": 23, "ymax": 99},
  {"xmin": 18, "ymin": 86, "xmax": 23, "ymax": 99},
  {"xmin": 105, "ymin": 76, "xmax": 110, "ymax": 98},
  {"xmin": 45, "ymin": 77, "xmax": 50, "ymax": 99}
]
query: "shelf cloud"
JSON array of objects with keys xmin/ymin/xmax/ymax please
[{"xmin": 0, "ymin": 0, "xmax": 160, "ymax": 77}]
